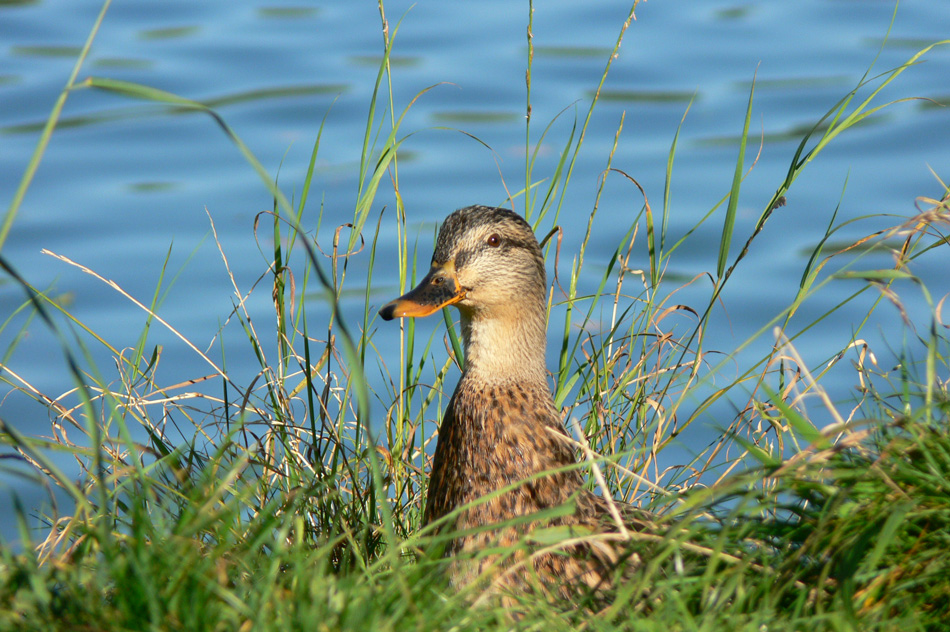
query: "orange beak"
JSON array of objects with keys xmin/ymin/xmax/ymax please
[{"xmin": 378, "ymin": 264, "xmax": 465, "ymax": 321}]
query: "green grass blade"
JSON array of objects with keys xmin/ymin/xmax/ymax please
[
  {"xmin": 0, "ymin": 0, "xmax": 113, "ymax": 253},
  {"xmin": 717, "ymin": 73, "xmax": 755, "ymax": 278}
]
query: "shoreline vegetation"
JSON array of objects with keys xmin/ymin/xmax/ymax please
[{"xmin": 2, "ymin": 1, "xmax": 949, "ymax": 630}]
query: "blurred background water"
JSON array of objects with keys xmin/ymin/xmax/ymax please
[{"xmin": 1, "ymin": 0, "xmax": 948, "ymax": 543}]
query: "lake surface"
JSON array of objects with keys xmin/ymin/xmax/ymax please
[{"xmin": 1, "ymin": 0, "xmax": 948, "ymax": 542}]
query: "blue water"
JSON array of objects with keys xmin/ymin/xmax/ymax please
[{"xmin": 1, "ymin": 0, "xmax": 948, "ymax": 543}]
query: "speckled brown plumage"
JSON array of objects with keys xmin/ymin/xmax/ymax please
[
  {"xmin": 380, "ymin": 205, "xmax": 650, "ymax": 604},
  {"xmin": 424, "ymin": 379, "xmax": 645, "ymax": 603}
]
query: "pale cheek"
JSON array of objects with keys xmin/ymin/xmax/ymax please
[
  {"xmin": 463, "ymin": 273, "xmax": 517, "ymax": 297},
  {"xmin": 465, "ymin": 288, "xmax": 516, "ymax": 313},
  {"xmin": 458, "ymin": 279, "xmax": 495, "ymax": 304}
]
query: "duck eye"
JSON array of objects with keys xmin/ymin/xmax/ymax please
[
  {"xmin": 432, "ymin": 275, "xmax": 444, "ymax": 285},
  {"xmin": 487, "ymin": 233, "xmax": 501, "ymax": 248}
]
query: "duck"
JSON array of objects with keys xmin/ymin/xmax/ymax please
[{"xmin": 379, "ymin": 205, "xmax": 650, "ymax": 606}]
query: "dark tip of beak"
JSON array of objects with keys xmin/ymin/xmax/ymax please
[{"xmin": 378, "ymin": 302, "xmax": 397, "ymax": 321}]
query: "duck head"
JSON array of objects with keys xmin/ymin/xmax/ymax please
[
  {"xmin": 379, "ymin": 205, "xmax": 549, "ymax": 382},
  {"xmin": 379, "ymin": 206, "xmax": 546, "ymax": 322}
]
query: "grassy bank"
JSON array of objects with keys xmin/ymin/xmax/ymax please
[{"xmin": 1, "ymin": 1, "xmax": 949, "ymax": 630}]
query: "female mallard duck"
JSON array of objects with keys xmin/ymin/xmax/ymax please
[{"xmin": 379, "ymin": 205, "xmax": 648, "ymax": 604}]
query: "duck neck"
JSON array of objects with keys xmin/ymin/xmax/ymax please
[{"xmin": 457, "ymin": 301, "xmax": 549, "ymax": 388}]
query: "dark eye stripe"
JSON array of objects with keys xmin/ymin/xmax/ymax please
[
  {"xmin": 503, "ymin": 236, "xmax": 536, "ymax": 252},
  {"xmin": 454, "ymin": 248, "xmax": 474, "ymax": 270}
]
